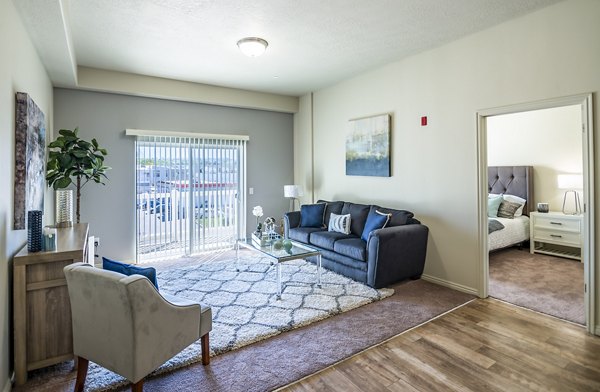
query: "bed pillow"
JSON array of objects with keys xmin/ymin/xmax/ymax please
[
  {"xmin": 300, "ymin": 203, "xmax": 326, "ymax": 228},
  {"xmin": 361, "ymin": 210, "xmax": 391, "ymax": 242},
  {"xmin": 328, "ymin": 213, "xmax": 351, "ymax": 234},
  {"xmin": 497, "ymin": 201, "xmax": 521, "ymax": 219},
  {"xmin": 102, "ymin": 257, "xmax": 159, "ymax": 290},
  {"xmin": 487, "ymin": 195, "xmax": 503, "ymax": 217},
  {"xmin": 503, "ymin": 194, "xmax": 526, "ymax": 216}
]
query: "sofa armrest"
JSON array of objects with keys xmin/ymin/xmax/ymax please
[
  {"xmin": 366, "ymin": 224, "xmax": 429, "ymax": 288},
  {"xmin": 283, "ymin": 211, "xmax": 301, "ymax": 238}
]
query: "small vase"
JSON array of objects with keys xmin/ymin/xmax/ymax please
[
  {"xmin": 55, "ymin": 189, "xmax": 73, "ymax": 227},
  {"xmin": 27, "ymin": 210, "xmax": 43, "ymax": 252}
]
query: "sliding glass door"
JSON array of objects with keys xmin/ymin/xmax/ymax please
[{"xmin": 134, "ymin": 134, "xmax": 246, "ymax": 262}]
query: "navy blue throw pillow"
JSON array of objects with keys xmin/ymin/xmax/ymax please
[
  {"xmin": 102, "ymin": 257, "xmax": 159, "ymax": 290},
  {"xmin": 300, "ymin": 203, "xmax": 326, "ymax": 228},
  {"xmin": 361, "ymin": 210, "xmax": 391, "ymax": 242}
]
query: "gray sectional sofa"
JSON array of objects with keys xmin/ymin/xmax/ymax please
[{"xmin": 283, "ymin": 200, "xmax": 429, "ymax": 289}]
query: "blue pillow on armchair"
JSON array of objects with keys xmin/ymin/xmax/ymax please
[
  {"xmin": 361, "ymin": 210, "xmax": 391, "ymax": 241},
  {"xmin": 300, "ymin": 203, "xmax": 326, "ymax": 228},
  {"xmin": 102, "ymin": 257, "xmax": 159, "ymax": 290}
]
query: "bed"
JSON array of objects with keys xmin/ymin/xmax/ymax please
[{"xmin": 488, "ymin": 166, "xmax": 534, "ymax": 252}]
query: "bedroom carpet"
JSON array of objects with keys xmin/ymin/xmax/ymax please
[
  {"xmin": 15, "ymin": 259, "xmax": 473, "ymax": 392},
  {"xmin": 489, "ymin": 247, "xmax": 584, "ymax": 324}
]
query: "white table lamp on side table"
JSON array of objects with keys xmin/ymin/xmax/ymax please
[
  {"xmin": 558, "ymin": 174, "xmax": 583, "ymax": 215},
  {"xmin": 284, "ymin": 185, "xmax": 303, "ymax": 212}
]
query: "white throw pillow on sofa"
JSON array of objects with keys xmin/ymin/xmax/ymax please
[{"xmin": 328, "ymin": 213, "xmax": 351, "ymax": 234}]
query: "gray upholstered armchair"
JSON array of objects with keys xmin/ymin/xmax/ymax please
[{"xmin": 64, "ymin": 262, "xmax": 212, "ymax": 392}]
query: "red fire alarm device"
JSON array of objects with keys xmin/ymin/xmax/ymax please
[{"xmin": 421, "ymin": 116, "xmax": 427, "ymax": 126}]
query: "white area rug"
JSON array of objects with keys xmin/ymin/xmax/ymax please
[{"xmin": 84, "ymin": 253, "xmax": 393, "ymax": 391}]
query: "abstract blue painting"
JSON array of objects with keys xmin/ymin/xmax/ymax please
[{"xmin": 346, "ymin": 114, "xmax": 391, "ymax": 177}]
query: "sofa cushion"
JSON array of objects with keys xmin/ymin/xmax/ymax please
[
  {"xmin": 310, "ymin": 231, "xmax": 356, "ymax": 251},
  {"xmin": 300, "ymin": 203, "xmax": 326, "ymax": 228},
  {"xmin": 341, "ymin": 202, "xmax": 370, "ymax": 236},
  {"xmin": 361, "ymin": 210, "xmax": 391, "ymax": 241},
  {"xmin": 288, "ymin": 227, "xmax": 324, "ymax": 243},
  {"xmin": 317, "ymin": 200, "xmax": 345, "ymax": 227},
  {"xmin": 317, "ymin": 248, "xmax": 368, "ymax": 272},
  {"xmin": 102, "ymin": 257, "xmax": 159, "ymax": 290},
  {"xmin": 333, "ymin": 238, "xmax": 367, "ymax": 261},
  {"xmin": 371, "ymin": 205, "xmax": 414, "ymax": 226}
]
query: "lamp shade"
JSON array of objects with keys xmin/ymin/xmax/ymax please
[
  {"xmin": 284, "ymin": 185, "xmax": 303, "ymax": 198},
  {"xmin": 557, "ymin": 174, "xmax": 583, "ymax": 190}
]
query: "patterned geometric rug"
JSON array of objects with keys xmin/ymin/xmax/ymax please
[{"xmin": 83, "ymin": 253, "xmax": 393, "ymax": 391}]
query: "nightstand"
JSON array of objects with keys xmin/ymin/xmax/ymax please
[{"xmin": 530, "ymin": 211, "xmax": 582, "ymax": 260}]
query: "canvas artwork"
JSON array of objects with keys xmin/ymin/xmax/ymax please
[
  {"xmin": 346, "ymin": 113, "xmax": 391, "ymax": 177},
  {"xmin": 14, "ymin": 92, "xmax": 46, "ymax": 230}
]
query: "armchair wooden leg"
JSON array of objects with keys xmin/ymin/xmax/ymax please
[
  {"xmin": 74, "ymin": 356, "xmax": 89, "ymax": 392},
  {"xmin": 201, "ymin": 334, "xmax": 210, "ymax": 365},
  {"xmin": 131, "ymin": 379, "xmax": 144, "ymax": 392}
]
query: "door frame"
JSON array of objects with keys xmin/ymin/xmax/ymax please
[{"xmin": 476, "ymin": 93, "xmax": 595, "ymax": 334}]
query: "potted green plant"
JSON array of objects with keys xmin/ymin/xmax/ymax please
[{"xmin": 46, "ymin": 127, "xmax": 111, "ymax": 224}]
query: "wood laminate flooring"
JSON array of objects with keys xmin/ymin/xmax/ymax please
[{"xmin": 280, "ymin": 298, "xmax": 600, "ymax": 392}]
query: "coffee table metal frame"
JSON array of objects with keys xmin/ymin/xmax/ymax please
[{"xmin": 236, "ymin": 238, "xmax": 322, "ymax": 299}]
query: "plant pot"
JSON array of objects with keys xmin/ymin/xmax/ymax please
[{"xmin": 55, "ymin": 189, "xmax": 73, "ymax": 227}]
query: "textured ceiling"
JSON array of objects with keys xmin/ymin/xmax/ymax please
[{"xmin": 16, "ymin": 0, "xmax": 562, "ymax": 96}]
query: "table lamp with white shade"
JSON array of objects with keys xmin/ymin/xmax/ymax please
[
  {"xmin": 557, "ymin": 174, "xmax": 583, "ymax": 215},
  {"xmin": 284, "ymin": 185, "xmax": 303, "ymax": 212}
]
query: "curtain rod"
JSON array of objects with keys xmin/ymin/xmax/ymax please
[{"xmin": 125, "ymin": 128, "xmax": 249, "ymax": 141}]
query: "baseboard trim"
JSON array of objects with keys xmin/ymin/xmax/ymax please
[{"xmin": 421, "ymin": 274, "xmax": 478, "ymax": 296}]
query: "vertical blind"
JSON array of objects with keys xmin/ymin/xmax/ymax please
[{"xmin": 129, "ymin": 130, "xmax": 247, "ymax": 262}]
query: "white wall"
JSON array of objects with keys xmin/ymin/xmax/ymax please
[
  {"xmin": 295, "ymin": 0, "xmax": 600, "ymax": 325},
  {"xmin": 488, "ymin": 105, "xmax": 582, "ymax": 211},
  {"xmin": 0, "ymin": 0, "xmax": 53, "ymax": 389}
]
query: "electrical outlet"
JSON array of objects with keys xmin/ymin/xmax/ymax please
[{"xmin": 94, "ymin": 237, "xmax": 100, "ymax": 247}]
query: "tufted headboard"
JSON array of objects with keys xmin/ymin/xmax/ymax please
[{"xmin": 488, "ymin": 166, "xmax": 534, "ymax": 216}]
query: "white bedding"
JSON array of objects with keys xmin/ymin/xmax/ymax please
[{"xmin": 489, "ymin": 215, "xmax": 530, "ymax": 251}]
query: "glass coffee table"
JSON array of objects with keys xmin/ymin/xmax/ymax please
[{"xmin": 236, "ymin": 238, "xmax": 322, "ymax": 299}]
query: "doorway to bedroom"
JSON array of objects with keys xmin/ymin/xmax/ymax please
[{"xmin": 477, "ymin": 94, "xmax": 595, "ymax": 332}]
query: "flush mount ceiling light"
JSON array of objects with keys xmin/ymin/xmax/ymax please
[{"xmin": 237, "ymin": 37, "xmax": 268, "ymax": 57}]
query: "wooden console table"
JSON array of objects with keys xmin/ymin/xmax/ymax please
[{"xmin": 13, "ymin": 223, "xmax": 90, "ymax": 386}]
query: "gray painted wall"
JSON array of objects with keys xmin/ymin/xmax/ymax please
[{"xmin": 53, "ymin": 88, "xmax": 293, "ymax": 262}]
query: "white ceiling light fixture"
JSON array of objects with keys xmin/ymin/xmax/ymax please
[{"xmin": 237, "ymin": 37, "xmax": 268, "ymax": 57}]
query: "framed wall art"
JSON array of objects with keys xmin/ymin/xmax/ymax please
[
  {"xmin": 14, "ymin": 92, "xmax": 46, "ymax": 230},
  {"xmin": 346, "ymin": 113, "xmax": 391, "ymax": 177}
]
